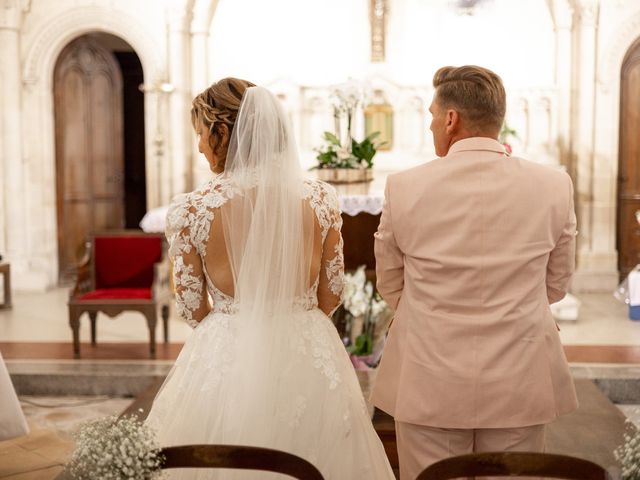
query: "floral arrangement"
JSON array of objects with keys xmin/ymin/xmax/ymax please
[
  {"xmin": 499, "ymin": 122, "xmax": 518, "ymax": 155},
  {"xmin": 65, "ymin": 414, "xmax": 164, "ymax": 479},
  {"xmin": 314, "ymin": 80, "xmax": 386, "ymax": 171},
  {"xmin": 338, "ymin": 265, "xmax": 389, "ymax": 369},
  {"xmin": 315, "ymin": 131, "xmax": 382, "ymax": 170},
  {"xmin": 615, "ymin": 418, "xmax": 640, "ymax": 479}
]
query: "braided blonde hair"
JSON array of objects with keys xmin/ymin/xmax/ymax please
[{"xmin": 191, "ymin": 77, "xmax": 256, "ymax": 169}]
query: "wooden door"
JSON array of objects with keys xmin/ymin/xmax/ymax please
[{"xmin": 54, "ymin": 36, "xmax": 124, "ymax": 283}]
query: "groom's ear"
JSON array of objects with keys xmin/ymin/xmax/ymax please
[{"xmin": 445, "ymin": 109, "xmax": 460, "ymax": 135}]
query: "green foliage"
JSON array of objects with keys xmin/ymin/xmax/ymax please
[
  {"xmin": 314, "ymin": 131, "xmax": 386, "ymax": 170},
  {"xmin": 499, "ymin": 122, "xmax": 518, "ymax": 144},
  {"xmin": 347, "ymin": 333, "xmax": 373, "ymax": 356}
]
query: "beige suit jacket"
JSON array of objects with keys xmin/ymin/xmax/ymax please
[{"xmin": 372, "ymin": 137, "xmax": 578, "ymax": 429}]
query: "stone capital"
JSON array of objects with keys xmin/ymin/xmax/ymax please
[
  {"xmin": 166, "ymin": 5, "xmax": 193, "ymax": 33},
  {"xmin": 191, "ymin": 0, "xmax": 220, "ymax": 35},
  {"xmin": 573, "ymin": 0, "xmax": 599, "ymax": 27},
  {"xmin": 0, "ymin": 0, "xmax": 30, "ymax": 30},
  {"xmin": 548, "ymin": 0, "xmax": 573, "ymax": 30}
]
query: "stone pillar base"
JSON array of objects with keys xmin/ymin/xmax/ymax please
[
  {"xmin": 571, "ymin": 269, "xmax": 619, "ymax": 293},
  {"xmin": 10, "ymin": 257, "xmax": 58, "ymax": 292}
]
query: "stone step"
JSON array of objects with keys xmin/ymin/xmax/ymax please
[
  {"xmin": 7, "ymin": 360, "xmax": 172, "ymax": 397},
  {"xmin": 8, "ymin": 360, "xmax": 640, "ymax": 404}
]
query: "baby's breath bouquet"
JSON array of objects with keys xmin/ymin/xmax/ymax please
[
  {"xmin": 66, "ymin": 414, "xmax": 164, "ymax": 480},
  {"xmin": 616, "ymin": 419, "xmax": 640, "ymax": 479}
]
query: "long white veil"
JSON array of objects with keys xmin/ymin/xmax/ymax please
[
  {"xmin": 218, "ymin": 86, "xmax": 315, "ymax": 445},
  {"xmin": 222, "ymin": 86, "xmax": 312, "ymax": 315}
]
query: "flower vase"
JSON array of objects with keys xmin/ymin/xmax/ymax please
[{"xmin": 316, "ymin": 168, "xmax": 373, "ymax": 184}]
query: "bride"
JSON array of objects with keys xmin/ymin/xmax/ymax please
[{"xmin": 145, "ymin": 78, "xmax": 395, "ymax": 479}]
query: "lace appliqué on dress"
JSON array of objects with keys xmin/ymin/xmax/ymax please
[
  {"xmin": 165, "ymin": 178, "xmax": 238, "ymax": 328},
  {"xmin": 327, "ymin": 234, "xmax": 344, "ymax": 297},
  {"xmin": 308, "ymin": 180, "xmax": 345, "ymax": 313},
  {"xmin": 292, "ymin": 314, "xmax": 342, "ymax": 390}
]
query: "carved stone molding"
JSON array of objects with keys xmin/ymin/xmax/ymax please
[
  {"xmin": 23, "ymin": 6, "xmax": 163, "ymax": 86},
  {"xmin": 547, "ymin": 0, "xmax": 573, "ymax": 31},
  {"xmin": 573, "ymin": 0, "xmax": 599, "ymax": 27},
  {"xmin": 191, "ymin": 0, "xmax": 219, "ymax": 34},
  {"xmin": 370, "ymin": 0, "xmax": 388, "ymax": 63},
  {"xmin": 0, "ymin": 0, "xmax": 30, "ymax": 30},
  {"xmin": 598, "ymin": 9, "xmax": 640, "ymax": 92}
]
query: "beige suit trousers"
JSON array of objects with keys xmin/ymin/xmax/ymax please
[{"xmin": 395, "ymin": 421, "xmax": 545, "ymax": 480}]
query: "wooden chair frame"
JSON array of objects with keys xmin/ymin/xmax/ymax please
[
  {"xmin": 68, "ymin": 230, "xmax": 170, "ymax": 358},
  {"xmin": 416, "ymin": 451, "xmax": 610, "ymax": 480},
  {"xmin": 160, "ymin": 444, "xmax": 324, "ymax": 479}
]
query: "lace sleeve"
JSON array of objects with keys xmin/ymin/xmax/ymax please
[
  {"xmin": 317, "ymin": 186, "xmax": 344, "ymax": 317},
  {"xmin": 166, "ymin": 195, "xmax": 210, "ymax": 328}
]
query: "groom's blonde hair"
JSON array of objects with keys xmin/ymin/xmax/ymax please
[{"xmin": 433, "ymin": 65, "xmax": 506, "ymax": 133}]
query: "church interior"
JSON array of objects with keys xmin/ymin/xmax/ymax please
[{"xmin": 1, "ymin": 0, "xmax": 640, "ymax": 478}]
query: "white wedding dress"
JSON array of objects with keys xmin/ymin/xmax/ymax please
[
  {"xmin": 145, "ymin": 87, "xmax": 394, "ymax": 480},
  {"xmin": 0, "ymin": 351, "xmax": 29, "ymax": 441}
]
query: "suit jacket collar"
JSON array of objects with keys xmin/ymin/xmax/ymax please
[{"xmin": 447, "ymin": 137, "xmax": 506, "ymax": 156}]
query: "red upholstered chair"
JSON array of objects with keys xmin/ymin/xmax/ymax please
[{"xmin": 68, "ymin": 231, "xmax": 169, "ymax": 358}]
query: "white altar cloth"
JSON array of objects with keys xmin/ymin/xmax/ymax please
[{"xmin": 140, "ymin": 171, "xmax": 392, "ymax": 233}]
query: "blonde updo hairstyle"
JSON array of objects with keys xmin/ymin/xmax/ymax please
[{"xmin": 191, "ymin": 77, "xmax": 256, "ymax": 170}]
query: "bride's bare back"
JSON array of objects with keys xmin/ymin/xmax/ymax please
[{"xmin": 166, "ymin": 177, "xmax": 344, "ymax": 327}]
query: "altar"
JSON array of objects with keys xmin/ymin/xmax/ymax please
[{"xmin": 140, "ymin": 171, "xmax": 394, "ymax": 271}]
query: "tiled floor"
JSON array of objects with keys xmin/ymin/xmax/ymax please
[
  {"xmin": 0, "ymin": 288, "xmax": 637, "ymax": 347},
  {"xmin": 0, "ymin": 396, "xmax": 132, "ymax": 479},
  {"xmin": 0, "ymin": 288, "xmax": 638, "ymax": 477},
  {"xmin": 0, "ymin": 288, "xmax": 193, "ymax": 344}
]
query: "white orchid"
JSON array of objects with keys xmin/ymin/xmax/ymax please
[
  {"xmin": 341, "ymin": 267, "xmax": 390, "ymax": 359},
  {"xmin": 336, "ymin": 147, "xmax": 353, "ymax": 161},
  {"xmin": 331, "ymin": 79, "xmax": 365, "ymax": 113}
]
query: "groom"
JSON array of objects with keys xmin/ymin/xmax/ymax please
[{"xmin": 372, "ymin": 65, "xmax": 578, "ymax": 480}]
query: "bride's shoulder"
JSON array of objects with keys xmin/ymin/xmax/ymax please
[
  {"xmin": 303, "ymin": 178, "xmax": 338, "ymax": 203},
  {"xmin": 165, "ymin": 191, "xmax": 194, "ymax": 239},
  {"xmin": 165, "ymin": 176, "xmax": 233, "ymax": 238},
  {"xmin": 198, "ymin": 175, "xmax": 238, "ymax": 207}
]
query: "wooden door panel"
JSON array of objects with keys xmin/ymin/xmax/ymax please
[
  {"xmin": 619, "ymin": 42, "xmax": 640, "ymax": 278},
  {"xmin": 61, "ymin": 202, "xmax": 91, "ymax": 269},
  {"xmin": 619, "ymin": 200, "xmax": 640, "ymax": 270},
  {"xmin": 91, "ymin": 71, "xmax": 123, "ymax": 199},
  {"xmin": 93, "ymin": 200, "xmax": 124, "ymax": 231},
  {"xmin": 60, "ymin": 70, "xmax": 90, "ymax": 199},
  {"xmin": 55, "ymin": 37, "xmax": 124, "ymax": 282},
  {"xmin": 620, "ymin": 64, "xmax": 640, "ymax": 193}
]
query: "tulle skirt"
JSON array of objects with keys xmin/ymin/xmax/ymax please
[
  {"xmin": 0, "ymin": 351, "xmax": 29, "ymax": 441},
  {"xmin": 145, "ymin": 308, "xmax": 395, "ymax": 479}
]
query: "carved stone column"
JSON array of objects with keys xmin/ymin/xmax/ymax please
[
  {"xmin": 549, "ymin": 0, "xmax": 573, "ymax": 169},
  {"xmin": 191, "ymin": 0, "xmax": 213, "ymax": 96},
  {"xmin": 570, "ymin": 0, "xmax": 617, "ymax": 291},
  {"xmin": 0, "ymin": 1, "xmax": 26, "ymax": 267},
  {"xmin": 167, "ymin": 4, "xmax": 192, "ymax": 197},
  {"xmin": 190, "ymin": 0, "xmax": 217, "ymax": 188}
]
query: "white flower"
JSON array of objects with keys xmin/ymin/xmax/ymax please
[
  {"xmin": 615, "ymin": 416, "xmax": 640, "ymax": 480},
  {"xmin": 370, "ymin": 297, "xmax": 388, "ymax": 320},
  {"xmin": 337, "ymin": 147, "xmax": 352, "ymax": 161},
  {"xmin": 65, "ymin": 415, "xmax": 164, "ymax": 480},
  {"xmin": 330, "ymin": 80, "xmax": 365, "ymax": 113}
]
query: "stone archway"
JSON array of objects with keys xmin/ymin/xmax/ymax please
[
  {"xmin": 617, "ymin": 37, "xmax": 640, "ymax": 279},
  {"xmin": 19, "ymin": 6, "xmax": 164, "ymax": 286}
]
